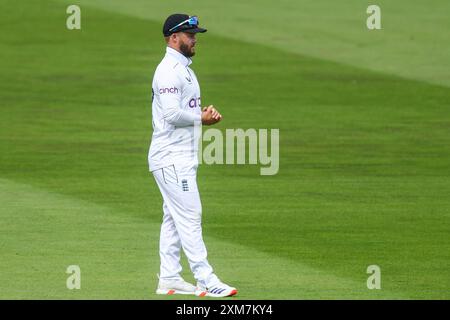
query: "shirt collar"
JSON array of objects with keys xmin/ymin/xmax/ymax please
[{"xmin": 166, "ymin": 46, "xmax": 192, "ymax": 67}]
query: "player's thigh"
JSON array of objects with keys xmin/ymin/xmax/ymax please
[{"xmin": 154, "ymin": 166, "xmax": 202, "ymax": 217}]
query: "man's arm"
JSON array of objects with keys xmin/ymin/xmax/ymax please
[
  {"xmin": 163, "ymin": 105, "xmax": 222, "ymax": 126},
  {"xmin": 163, "ymin": 106, "xmax": 201, "ymax": 126},
  {"xmin": 156, "ymin": 71, "xmax": 222, "ymax": 126},
  {"xmin": 156, "ymin": 71, "xmax": 200, "ymax": 127}
]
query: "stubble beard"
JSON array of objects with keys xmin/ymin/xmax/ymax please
[{"xmin": 180, "ymin": 42, "xmax": 195, "ymax": 58}]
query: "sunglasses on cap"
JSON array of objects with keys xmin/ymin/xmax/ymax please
[{"xmin": 169, "ymin": 16, "xmax": 199, "ymax": 33}]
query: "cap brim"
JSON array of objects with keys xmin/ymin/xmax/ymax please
[{"xmin": 184, "ymin": 27, "xmax": 207, "ymax": 34}]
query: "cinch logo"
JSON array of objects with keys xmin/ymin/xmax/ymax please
[
  {"xmin": 189, "ymin": 97, "xmax": 201, "ymax": 108},
  {"xmin": 159, "ymin": 87, "xmax": 179, "ymax": 94}
]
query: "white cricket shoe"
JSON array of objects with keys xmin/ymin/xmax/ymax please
[
  {"xmin": 156, "ymin": 278, "xmax": 197, "ymax": 295},
  {"xmin": 195, "ymin": 282, "xmax": 238, "ymax": 298}
]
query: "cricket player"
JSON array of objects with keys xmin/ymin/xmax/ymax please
[{"xmin": 148, "ymin": 14, "xmax": 237, "ymax": 297}]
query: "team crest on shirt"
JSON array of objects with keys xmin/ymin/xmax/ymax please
[{"xmin": 181, "ymin": 179, "xmax": 189, "ymax": 192}]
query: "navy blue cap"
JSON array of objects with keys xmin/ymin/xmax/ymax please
[{"xmin": 163, "ymin": 14, "xmax": 207, "ymax": 37}]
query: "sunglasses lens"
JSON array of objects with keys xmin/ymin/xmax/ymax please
[{"xmin": 189, "ymin": 16, "xmax": 198, "ymax": 26}]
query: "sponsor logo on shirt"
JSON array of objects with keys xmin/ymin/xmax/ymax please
[
  {"xmin": 189, "ymin": 97, "xmax": 201, "ymax": 108},
  {"xmin": 159, "ymin": 87, "xmax": 179, "ymax": 94}
]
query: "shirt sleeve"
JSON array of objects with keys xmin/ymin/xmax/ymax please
[{"xmin": 155, "ymin": 69, "xmax": 201, "ymax": 127}]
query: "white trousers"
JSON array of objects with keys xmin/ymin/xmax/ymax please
[{"xmin": 152, "ymin": 165, "xmax": 219, "ymax": 287}]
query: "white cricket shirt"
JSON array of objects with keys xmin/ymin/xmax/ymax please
[{"xmin": 148, "ymin": 47, "xmax": 202, "ymax": 174}]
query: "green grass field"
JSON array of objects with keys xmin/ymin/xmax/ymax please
[{"xmin": 1, "ymin": 0, "xmax": 449, "ymax": 299}]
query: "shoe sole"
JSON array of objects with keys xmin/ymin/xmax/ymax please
[
  {"xmin": 156, "ymin": 289, "xmax": 196, "ymax": 295},
  {"xmin": 197, "ymin": 289, "xmax": 238, "ymax": 298}
]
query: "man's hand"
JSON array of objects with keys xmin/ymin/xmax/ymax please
[{"xmin": 201, "ymin": 105, "xmax": 222, "ymax": 125}]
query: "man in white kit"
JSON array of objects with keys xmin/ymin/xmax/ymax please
[{"xmin": 148, "ymin": 14, "xmax": 237, "ymax": 297}]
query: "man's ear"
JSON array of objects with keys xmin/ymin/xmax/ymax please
[{"xmin": 166, "ymin": 33, "xmax": 176, "ymax": 45}]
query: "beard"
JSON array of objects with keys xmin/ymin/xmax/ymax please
[{"xmin": 180, "ymin": 41, "xmax": 195, "ymax": 58}]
